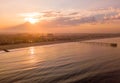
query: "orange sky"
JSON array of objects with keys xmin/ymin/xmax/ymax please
[{"xmin": 0, "ymin": 0, "xmax": 120, "ymax": 33}]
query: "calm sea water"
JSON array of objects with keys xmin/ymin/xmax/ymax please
[{"xmin": 0, "ymin": 38, "xmax": 120, "ymax": 83}]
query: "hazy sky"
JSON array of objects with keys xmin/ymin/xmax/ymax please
[{"xmin": 0, "ymin": 0, "xmax": 120, "ymax": 33}]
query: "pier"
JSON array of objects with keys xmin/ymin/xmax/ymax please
[{"xmin": 80, "ymin": 42, "xmax": 117, "ymax": 47}]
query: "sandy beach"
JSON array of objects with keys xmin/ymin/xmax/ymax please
[
  {"xmin": 0, "ymin": 36, "xmax": 120, "ymax": 51},
  {"xmin": 0, "ymin": 41, "xmax": 68, "ymax": 51}
]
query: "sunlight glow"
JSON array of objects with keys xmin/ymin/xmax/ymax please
[
  {"xmin": 30, "ymin": 47, "xmax": 35, "ymax": 55},
  {"xmin": 25, "ymin": 17, "xmax": 39, "ymax": 24},
  {"xmin": 20, "ymin": 12, "xmax": 40, "ymax": 24}
]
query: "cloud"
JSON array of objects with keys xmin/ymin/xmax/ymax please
[
  {"xmin": 20, "ymin": 7, "xmax": 120, "ymax": 27},
  {"xmin": 49, "ymin": 16, "xmax": 96, "ymax": 27},
  {"xmin": 19, "ymin": 12, "xmax": 41, "ymax": 17},
  {"xmin": 104, "ymin": 13, "xmax": 120, "ymax": 20}
]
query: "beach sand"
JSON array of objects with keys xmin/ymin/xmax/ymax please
[{"xmin": 0, "ymin": 36, "xmax": 120, "ymax": 51}]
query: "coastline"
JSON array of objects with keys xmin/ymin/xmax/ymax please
[
  {"xmin": 0, "ymin": 41, "xmax": 69, "ymax": 51},
  {"xmin": 0, "ymin": 36, "xmax": 120, "ymax": 51}
]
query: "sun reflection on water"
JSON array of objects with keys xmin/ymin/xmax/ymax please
[
  {"xmin": 30, "ymin": 47, "xmax": 35, "ymax": 55},
  {"xmin": 28, "ymin": 47, "xmax": 37, "ymax": 64},
  {"xmin": 26, "ymin": 47, "xmax": 46, "ymax": 64}
]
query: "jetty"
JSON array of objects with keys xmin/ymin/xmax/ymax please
[
  {"xmin": 80, "ymin": 42, "xmax": 117, "ymax": 47},
  {"xmin": 1, "ymin": 49, "xmax": 10, "ymax": 52}
]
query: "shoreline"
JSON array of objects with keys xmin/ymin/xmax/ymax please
[
  {"xmin": 0, "ymin": 41, "xmax": 70, "ymax": 51},
  {"xmin": 0, "ymin": 36, "xmax": 120, "ymax": 51}
]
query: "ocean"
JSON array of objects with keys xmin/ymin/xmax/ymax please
[{"xmin": 0, "ymin": 37, "xmax": 120, "ymax": 83}]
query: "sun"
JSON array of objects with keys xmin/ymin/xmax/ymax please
[{"xmin": 25, "ymin": 17, "xmax": 38, "ymax": 24}]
